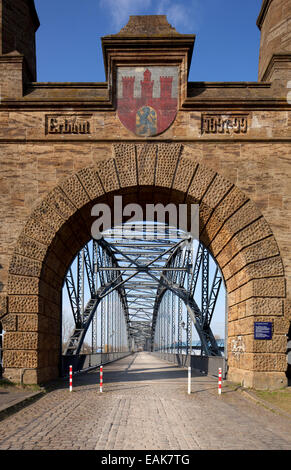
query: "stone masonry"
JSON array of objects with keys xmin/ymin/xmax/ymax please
[{"xmin": 0, "ymin": 0, "xmax": 290, "ymax": 389}]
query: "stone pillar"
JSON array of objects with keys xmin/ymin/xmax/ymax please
[
  {"xmin": 0, "ymin": 0, "xmax": 39, "ymax": 99},
  {"xmin": 257, "ymin": 0, "xmax": 291, "ymax": 81}
]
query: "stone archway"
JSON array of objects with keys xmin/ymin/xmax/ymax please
[{"xmin": 2, "ymin": 143, "xmax": 289, "ymax": 389}]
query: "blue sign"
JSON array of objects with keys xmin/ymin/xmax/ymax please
[{"xmin": 254, "ymin": 322, "xmax": 273, "ymax": 340}]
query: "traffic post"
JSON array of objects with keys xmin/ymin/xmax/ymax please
[
  {"xmin": 100, "ymin": 365, "xmax": 103, "ymax": 393},
  {"xmin": 188, "ymin": 366, "xmax": 191, "ymax": 395},
  {"xmin": 218, "ymin": 367, "xmax": 222, "ymax": 395},
  {"xmin": 69, "ymin": 365, "xmax": 73, "ymax": 392}
]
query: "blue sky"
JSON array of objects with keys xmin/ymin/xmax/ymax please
[{"xmin": 34, "ymin": 0, "xmax": 262, "ymax": 83}]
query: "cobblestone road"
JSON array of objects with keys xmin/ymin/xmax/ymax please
[{"xmin": 0, "ymin": 352, "xmax": 290, "ymax": 450}]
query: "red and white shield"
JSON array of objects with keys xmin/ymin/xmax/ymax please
[{"xmin": 117, "ymin": 66, "xmax": 178, "ymax": 137}]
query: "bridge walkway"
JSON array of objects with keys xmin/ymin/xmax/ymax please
[{"xmin": 0, "ymin": 352, "xmax": 290, "ymax": 450}]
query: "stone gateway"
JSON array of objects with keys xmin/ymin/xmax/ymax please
[{"xmin": 0, "ymin": 0, "xmax": 291, "ymax": 390}]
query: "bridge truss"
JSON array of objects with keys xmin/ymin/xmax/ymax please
[{"xmin": 62, "ymin": 222, "xmax": 225, "ymax": 370}]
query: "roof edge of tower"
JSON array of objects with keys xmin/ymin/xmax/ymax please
[
  {"xmin": 256, "ymin": 0, "xmax": 272, "ymax": 30},
  {"xmin": 103, "ymin": 15, "xmax": 195, "ymax": 39}
]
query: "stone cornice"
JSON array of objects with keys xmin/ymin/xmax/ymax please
[
  {"xmin": 261, "ymin": 53, "xmax": 291, "ymax": 82},
  {"xmin": 0, "ymin": 52, "xmax": 24, "ymax": 64},
  {"xmin": 101, "ymin": 36, "xmax": 195, "ymax": 82},
  {"xmin": 0, "ymin": 99, "xmax": 289, "ymax": 112},
  {"xmin": 0, "ymin": 80, "xmax": 287, "ymax": 111},
  {"xmin": 257, "ymin": 0, "xmax": 273, "ymax": 30}
]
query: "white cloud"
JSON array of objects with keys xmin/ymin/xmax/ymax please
[
  {"xmin": 155, "ymin": 0, "xmax": 198, "ymax": 33},
  {"xmin": 100, "ymin": 0, "xmax": 152, "ymax": 30},
  {"xmin": 100, "ymin": 0, "xmax": 198, "ymax": 33}
]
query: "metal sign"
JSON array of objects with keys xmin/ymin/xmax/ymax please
[{"xmin": 254, "ymin": 322, "xmax": 273, "ymax": 340}]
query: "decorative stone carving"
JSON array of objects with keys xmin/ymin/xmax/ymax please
[
  {"xmin": 45, "ymin": 115, "xmax": 92, "ymax": 135},
  {"xmin": 201, "ymin": 114, "xmax": 248, "ymax": 135}
]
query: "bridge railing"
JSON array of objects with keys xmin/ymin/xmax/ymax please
[
  {"xmin": 152, "ymin": 351, "xmax": 227, "ymax": 379},
  {"xmin": 61, "ymin": 351, "xmax": 132, "ymax": 376}
]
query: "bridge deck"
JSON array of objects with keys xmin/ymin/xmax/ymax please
[{"xmin": 0, "ymin": 352, "xmax": 290, "ymax": 450}]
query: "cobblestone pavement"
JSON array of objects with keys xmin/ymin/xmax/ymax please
[{"xmin": 0, "ymin": 352, "xmax": 290, "ymax": 450}]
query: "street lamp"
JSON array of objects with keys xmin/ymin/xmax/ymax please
[
  {"xmin": 181, "ymin": 320, "xmax": 192, "ymax": 395},
  {"xmin": 110, "ymin": 330, "xmax": 115, "ymax": 353},
  {"xmin": 181, "ymin": 321, "xmax": 193, "ymax": 358}
]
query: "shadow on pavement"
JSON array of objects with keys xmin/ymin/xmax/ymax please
[{"xmin": 44, "ymin": 354, "xmax": 215, "ymax": 392}]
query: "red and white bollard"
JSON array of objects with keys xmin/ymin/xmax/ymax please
[
  {"xmin": 218, "ymin": 367, "xmax": 222, "ymax": 395},
  {"xmin": 188, "ymin": 366, "xmax": 191, "ymax": 395},
  {"xmin": 100, "ymin": 365, "xmax": 103, "ymax": 393},
  {"xmin": 69, "ymin": 365, "xmax": 73, "ymax": 392}
]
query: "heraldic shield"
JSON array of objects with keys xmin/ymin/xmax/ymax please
[{"xmin": 117, "ymin": 66, "xmax": 178, "ymax": 137}]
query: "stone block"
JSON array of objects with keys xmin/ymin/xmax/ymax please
[
  {"xmin": 202, "ymin": 173, "xmax": 233, "ymax": 209},
  {"xmin": 155, "ymin": 143, "xmax": 181, "ymax": 188},
  {"xmin": 8, "ymin": 295, "xmax": 43, "ymax": 314},
  {"xmin": 8, "ymin": 274, "xmax": 39, "ymax": 295},
  {"xmin": 217, "ymin": 218, "xmax": 275, "ymax": 268},
  {"xmin": 245, "ymin": 257, "xmax": 284, "ymax": 279},
  {"xmin": 59, "ymin": 174, "xmax": 90, "ymax": 209},
  {"xmin": 284, "ymin": 299, "xmax": 291, "ymax": 320},
  {"xmin": 246, "ymin": 334, "xmax": 287, "ymax": 354},
  {"xmin": 173, "ymin": 154, "xmax": 198, "ymax": 194},
  {"xmin": 22, "ymin": 216, "xmax": 56, "ymax": 246},
  {"xmin": 45, "ymin": 186, "xmax": 77, "ymax": 219},
  {"xmin": 14, "ymin": 235, "xmax": 47, "ymax": 261},
  {"xmin": 227, "ymin": 367, "xmax": 288, "ymax": 390},
  {"xmin": 96, "ymin": 158, "xmax": 120, "ymax": 193},
  {"xmin": 198, "ymin": 202, "xmax": 213, "ymax": 236},
  {"xmin": 223, "ymin": 236, "xmax": 280, "ymax": 279},
  {"xmin": 77, "ymin": 167, "xmax": 104, "ymax": 201},
  {"xmin": 17, "ymin": 314, "xmax": 39, "ymax": 332},
  {"xmin": 0, "ymin": 295, "xmax": 7, "ymax": 317},
  {"xmin": 0, "ymin": 58, "xmax": 24, "ymax": 100},
  {"xmin": 31, "ymin": 200, "xmax": 65, "ymax": 233},
  {"xmin": 3, "ymin": 350, "xmax": 38, "ymax": 368},
  {"xmin": 2, "ymin": 314, "xmax": 17, "ymax": 331},
  {"xmin": 246, "ymin": 297, "xmax": 284, "ymax": 317},
  {"xmin": 114, "ymin": 143, "xmax": 137, "ymax": 188},
  {"xmin": 4, "ymin": 331, "xmax": 38, "ymax": 349},
  {"xmin": 8, "ymin": 254, "xmax": 42, "ymax": 278},
  {"xmin": 136, "ymin": 144, "xmax": 157, "ymax": 186},
  {"xmin": 188, "ymin": 163, "xmax": 216, "ymax": 203},
  {"xmin": 252, "ymin": 353, "xmax": 287, "ymax": 372}
]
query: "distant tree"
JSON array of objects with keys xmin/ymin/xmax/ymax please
[
  {"xmin": 62, "ymin": 312, "xmax": 75, "ymax": 353},
  {"xmin": 81, "ymin": 342, "xmax": 93, "ymax": 354}
]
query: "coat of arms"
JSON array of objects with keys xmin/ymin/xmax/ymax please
[{"xmin": 117, "ymin": 66, "xmax": 178, "ymax": 137}]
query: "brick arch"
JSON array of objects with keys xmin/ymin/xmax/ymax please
[{"xmin": 3, "ymin": 143, "xmax": 289, "ymax": 388}]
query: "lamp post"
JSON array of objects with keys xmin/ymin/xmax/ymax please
[
  {"xmin": 181, "ymin": 320, "xmax": 192, "ymax": 395},
  {"xmin": 161, "ymin": 335, "xmax": 164, "ymax": 358},
  {"xmin": 110, "ymin": 330, "xmax": 115, "ymax": 355},
  {"xmin": 181, "ymin": 321, "xmax": 193, "ymax": 358}
]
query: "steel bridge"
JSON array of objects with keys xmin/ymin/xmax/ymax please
[{"xmin": 62, "ymin": 223, "xmax": 226, "ymax": 375}]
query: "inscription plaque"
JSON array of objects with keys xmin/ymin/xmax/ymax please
[
  {"xmin": 46, "ymin": 115, "xmax": 92, "ymax": 135},
  {"xmin": 201, "ymin": 114, "xmax": 248, "ymax": 135}
]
